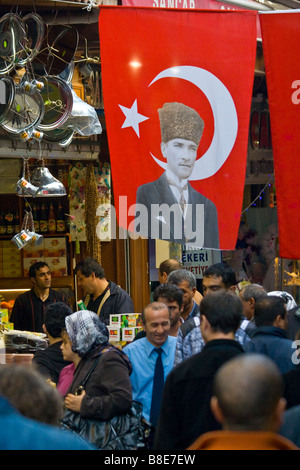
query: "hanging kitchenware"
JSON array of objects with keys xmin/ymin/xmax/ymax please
[
  {"xmin": 1, "ymin": 80, "xmax": 44, "ymax": 136},
  {"xmin": 11, "ymin": 207, "xmax": 43, "ymax": 249},
  {"xmin": 37, "ymin": 75, "xmax": 73, "ymax": 131},
  {"xmin": 0, "ymin": 13, "xmax": 26, "ymax": 75},
  {"xmin": 30, "ymin": 158, "xmax": 67, "ymax": 197},
  {"xmin": 0, "ymin": 76, "xmax": 15, "ymax": 125},
  {"xmin": 16, "ymin": 157, "xmax": 40, "ymax": 197},
  {"xmin": 43, "ymin": 127, "xmax": 74, "ymax": 147},
  {"xmin": 31, "ymin": 25, "xmax": 79, "ymax": 77},
  {"xmin": 60, "ymin": 88, "xmax": 102, "ymax": 136},
  {"xmin": 18, "ymin": 13, "xmax": 45, "ymax": 67}
]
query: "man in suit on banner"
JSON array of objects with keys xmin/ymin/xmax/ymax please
[{"xmin": 135, "ymin": 102, "xmax": 219, "ymax": 248}]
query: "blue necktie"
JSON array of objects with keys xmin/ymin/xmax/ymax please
[{"xmin": 150, "ymin": 348, "xmax": 164, "ymax": 427}]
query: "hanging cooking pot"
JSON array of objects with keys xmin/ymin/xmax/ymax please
[
  {"xmin": 43, "ymin": 127, "xmax": 74, "ymax": 147},
  {"xmin": 1, "ymin": 81, "xmax": 44, "ymax": 135},
  {"xmin": 31, "ymin": 25, "xmax": 79, "ymax": 77},
  {"xmin": 37, "ymin": 75, "xmax": 73, "ymax": 131},
  {"xmin": 0, "ymin": 76, "xmax": 15, "ymax": 125},
  {"xmin": 18, "ymin": 13, "xmax": 45, "ymax": 67},
  {"xmin": 0, "ymin": 13, "xmax": 26, "ymax": 75}
]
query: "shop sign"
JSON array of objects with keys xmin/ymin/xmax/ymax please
[{"xmin": 182, "ymin": 248, "xmax": 212, "ymax": 279}]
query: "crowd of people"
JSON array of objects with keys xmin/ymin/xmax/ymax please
[{"xmin": 2, "ymin": 257, "xmax": 300, "ymax": 450}]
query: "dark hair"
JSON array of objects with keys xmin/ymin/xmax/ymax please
[
  {"xmin": 44, "ymin": 302, "xmax": 73, "ymax": 338},
  {"xmin": 29, "ymin": 261, "xmax": 49, "ymax": 279},
  {"xmin": 0, "ymin": 365, "xmax": 63, "ymax": 426},
  {"xmin": 167, "ymin": 269, "xmax": 196, "ymax": 289},
  {"xmin": 203, "ymin": 262, "xmax": 236, "ymax": 288},
  {"xmin": 153, "ymin": 283, "xmax": 183, "ymax": 308},
  {"xmin": 200, "ymin": 290, "xmax": 243, "ymax": 334},
  {"xmin": 75, "ymin": 257, "xmax": 106, "ymax": 279},
  {"xmin": 159, "ymin": 259, "xmax": 182, "ymax": 276},
  {"xmin": 254, "ymin": 296, "xmax": 286, "ymax": 327}
]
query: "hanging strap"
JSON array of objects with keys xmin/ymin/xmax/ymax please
[{"xmin": 75, "ymin": 355, "xmax": 101, "ymax": 396}]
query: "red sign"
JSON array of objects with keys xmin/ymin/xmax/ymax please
[
  {"xmin": 122, "ymin": 0, "xmax": 262, "ymax": 37},
  {"xmin": 99, "ymin": 6, "xmax": 257, "ymax": 249},
  {"xmin": 122, "ymin": 0, "xmax": 259, "ymax": 9},
  {"xmin": 260, "ymin": 11, "xmax": 300, "ymax": 259}
]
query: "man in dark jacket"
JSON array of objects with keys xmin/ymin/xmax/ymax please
[
  {"xmin": 10, "ymin": 261, "xmax": 69, "ymax": 332},
  {"xmin": 244, "ymin": 295, "xmax": 295, "ymax": 374},
  {"xmin": 154, "ymin": 290, "xmax": 244, "ymax": 450},
  {"xmin": 75, "ymin": 257, "xmax": 134, "ymax": 324}
]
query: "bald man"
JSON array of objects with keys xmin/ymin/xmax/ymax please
[{"xmin": 188, "ymin": 354, "xmax": 298, "ymax": 450}]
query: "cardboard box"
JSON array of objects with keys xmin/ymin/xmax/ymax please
[
  {"xmin": 3, "ymin": 267, "xmax": 22, "ymax": 278},
  {"xmin": 109, "ymin": 313, "xmax": 142, "ymax": 328},
  {"xmin": 23, "ymin": 240, "xmax": 45, "ymax": 258},
  {"xmin": 45, "ymin": 257, "xmax": 67, "ymax": 277},
  {"xmin": 109, "ymin": 314, "xmax": 121, "ymax": 326},
  {"xmin": 108, "ymin": 326, "xmax": 121, "ymax": 342},
  {"xmin": 44, "ymin": 238, "xmax": 66, "ymax": 257},
  {"xmin": 122, "ymin": 327, "xmax": 143, "ymax": 342}
]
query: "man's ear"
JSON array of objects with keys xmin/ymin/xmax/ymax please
[
  {"xmin": 274, "ymin": 314, "xmax": 286, "ymax": 329},
  {"xmin": 161, "ymin": 142, "xmax": 167, "ymax": 159},
  {"xmin": 229, "ymin": 285, "xmax": 237, "ymax": 294},
  {"xmin": 42, "ymin": 324, "xmax": 47, "ymax": 335},
  {"xmin": 249, "ymin": 297, "xmax": 256, "ymax": 310},
  {"xmin": 210, "ymin": 396, "xmax": 225, "ymax": 424},
  {"xmin": 272, "ymin": 397, "xmax": 286, "ymax": 431},
  {"xmin": 191, "ymin": 286, "xmax": 196, "ymax": 298}
]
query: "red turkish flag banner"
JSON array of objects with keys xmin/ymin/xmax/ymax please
[
  {"xmin": 99, "ymin": 6, "xmax": 257, "ymax": 249},
  {"xmin": 259, "ymin": 11, "xmax": 300, "ymax": 259}
]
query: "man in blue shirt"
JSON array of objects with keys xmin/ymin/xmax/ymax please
[{"xmin": 123, "ymin": 302, "xmax": 177, "ymax": 427}]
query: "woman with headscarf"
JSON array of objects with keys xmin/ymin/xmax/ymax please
[{"xmin": 63, "ymin": 310, "xmax": 132, "ymax": 420}]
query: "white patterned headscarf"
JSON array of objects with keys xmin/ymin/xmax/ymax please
[
  {"xmin": 268, "ymin": 291, "xmax": 297, "ymax": 311},
  {"xmin": 65, "ymin": 310, "xmax": 109, "ymax": 357}
]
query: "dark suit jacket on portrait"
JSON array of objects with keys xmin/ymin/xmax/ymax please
[{"xmin": 135, "ymin": 172, "xmax": 219, "ymax": 248}]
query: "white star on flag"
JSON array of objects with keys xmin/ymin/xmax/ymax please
[{"xmin": 119, "ymin": 99, "xmax": 149, "ymax": 137}]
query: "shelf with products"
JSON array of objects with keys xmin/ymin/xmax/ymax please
[{"xmin": 0, "ymin": 193, "xmax": 74, "ymax": 289}]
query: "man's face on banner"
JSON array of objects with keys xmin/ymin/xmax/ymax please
[{"xmin": 161, "ymin": 138, "xmax": 198, "ymax": 181}]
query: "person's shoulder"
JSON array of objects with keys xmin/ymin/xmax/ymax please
[
  {"xmin": 167, "ymin": 335, "xmax": 178, "ymax": 347},
  {"xmin": 124, "ymin": 336, "xmax": 146, "ymax": 354},
  {"xmin": 180, "ymin": 315, "xmax": 201, "ymax": 339},
  {"xmin": 137, "ymin": 173, "xmax": 166, "ymax": 193},
  {"xmin": 16, "ymin": 289, "xmax": 32, "ymax": 301}
]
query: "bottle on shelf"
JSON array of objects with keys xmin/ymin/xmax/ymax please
[
  {"xmin": 48, "ymin": 202, "xmax": 56, "ymax": 233},
  {"xmin": 39, "ymin": 202, "xmax": 48, "ymax": 233},
  {"xmin": 0, "ymin": 212, "xmax": 6, "ymax": 235},
  {"xmin": 56, "ymin": 200, "xmax": 66, "ymax": 233},
  {"xmin": 5, "ymin": 211, "xmax": 14, "ymax": 235},
  {"xmin": 14, "ymin": 211, "xmax": 20, "ymax": 234},
  {"xmin": 33, "ymin": 203, "xmax": 40, "ymax": 232}
]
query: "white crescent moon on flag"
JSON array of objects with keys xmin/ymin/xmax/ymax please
[{"xmin": 148, "ymin": 65, "xmax": 238, "ymax": 181}]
